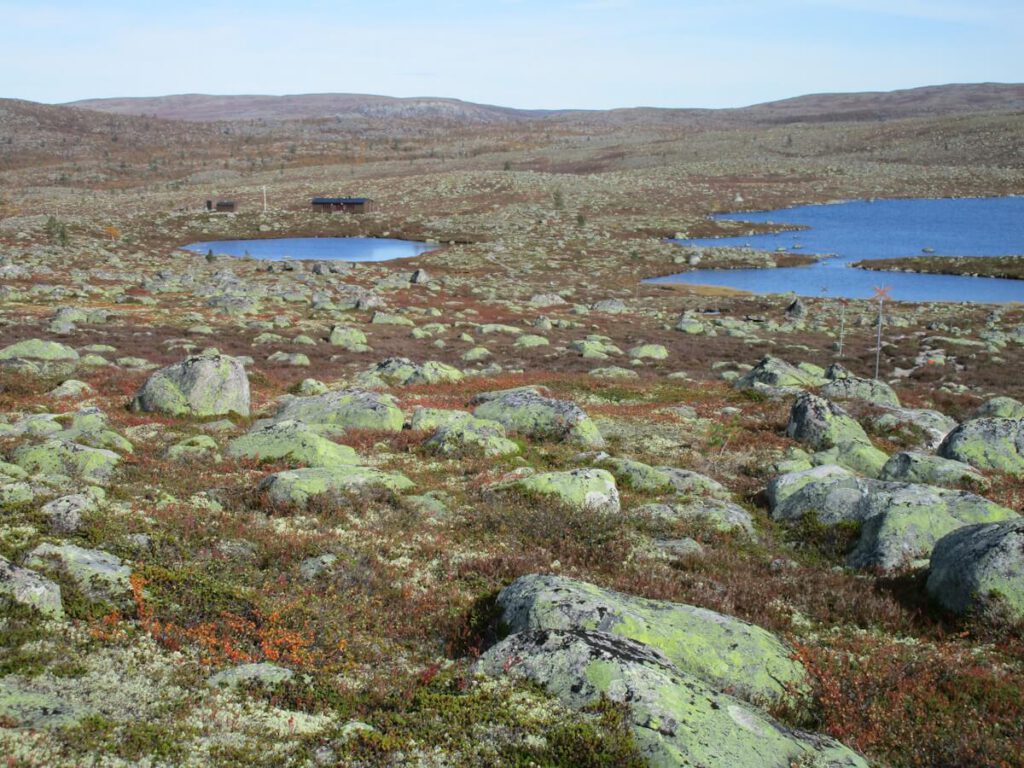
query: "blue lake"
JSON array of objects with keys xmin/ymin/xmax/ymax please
[
  {"xmin": 648, "ymin": 197, "xmax": 1024, "ymax": 303},
  {"xmin": 181, "ymin": 237, "xmax": 434, "ymax": 262}
]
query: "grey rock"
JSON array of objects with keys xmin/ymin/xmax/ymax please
[{"xmin": 926, "ymin": 519, "xmax": 1024, "ymax": 622}]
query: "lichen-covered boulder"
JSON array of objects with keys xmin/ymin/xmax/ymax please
[
  {"xmin": 472, "ymin": 388, "xmax": 604, "ymax": 448},
  {"xmin": 0, "ymin": 556, "xmax": 64, "ymax": 618},
  {"xmin": 47, "ymin": 379, "xmax": 94, "ymax": 399},
  {"xmin": 869, "ymin": 406, "xmax": 958, "ymax": 450},
  {"xmin": 734, "ymin": 356, "xmax": 826, "ymax": 394},
  {"xmin": 821, "ymin": 366, "xmax": 901, "ymax": 408},
  {"xmin": 24, "ymin": 543, "xmax": 131, "ymax": 606},
  {"xmin": 494, "ymin": 468, "xmax": 620, "ymax": 513},
  {"xmin": 971, "ymin": 396, "xmax": 1024, "ymax": 420},
  {"xmin": 637, "ymin": 498, "xmax": 756, "ymax": 537},
  {"xmin": 937, "ymin": 418, "xmax": 1024, "ymax": 476},
  {"xmin": 496, "ymin": 574, "xmax": 805, "ymax": 705},
  {"xmin": 879, "ymin": 451, "xmax": 990, "ymax": 491},
  {"xmin": 355, "ymin": 357, "xmax": 464, "ymax": 388},
  {"xmin": 477, "ymin": 629, "xmax": 866, "ymax": 768},
  {"xmin": 260, "ymin": 465, "xmax": 414, "ymax": 508},
  {"xmin": 166, "ymin": 434, "xmax": 222, "ymax": 462},
  {"xmin": 40, "ymin": 493, "xmax": 98, "ymax": 534},
  {"xmin": 51, "ymin": 408, "xmax": 133, "ymax": 454},
  {"xmin": 629, "ymin": 344, "xmax": 668, "ymax": 361},
  {"xmin": 769, "ymin": 467, "xmax": 1017, "ymax": 571},
  {"xmin": 926, "ymin": 519, "xmax": 1024, "ymax": 623},
  {"xmin": 787, "ymin": 393, "xmax": 888, "ymax": 477},
  {"xmin": 227, "ymin": 420, "xmax": 361, "ymax": 467},
  {"xmin": 424, "ymin": 417, "xmax": 520, "ymax": 458},
  {"xmin": 409, "ymin": 407, "xmax": 473, "ymax": 432},
  {"xmin": 0, "ymin": 338, "xmax": 79, "ymax": 377},
  {"xmin": 131, "ymin": 352, "xmax": 250, "ymax": 418},
  {"xmin": 328, "ymin": 325, "xmax": 370, "ymax": 352},
  {"xmin": 271, "ymin": 388, "xmax": 403, "ymax": 433},
  {"xmin": 12, "ymin": 440, "xmax": 120, "ymax": 484},
  {"xmin": 596, "ymin": 457, "xmax": 725, "ymax": 497}
]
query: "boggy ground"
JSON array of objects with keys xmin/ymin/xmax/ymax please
[{"xmin": 1, "ymin": 102, "xmax": 1024, "ymax": 767}]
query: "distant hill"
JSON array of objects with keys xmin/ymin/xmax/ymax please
[
  {"xmin": 728, "ymin": 83, "xmax": 1024, "ymax": 124},
  {"xmin": 64, "ymin": 83, "xmax": 1024, "ymax": 125},
  {"xmin": 65, "ymin": 93, "xmax": 551, "ymax": 123}
]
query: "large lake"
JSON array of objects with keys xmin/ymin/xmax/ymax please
[
  {"xmin": 180, "ymin": 237, "xmax": 434, "ymax": 262},
  {"xmin": 649, "ymin": 197, "xmax": 1024, "ymax": 303}
]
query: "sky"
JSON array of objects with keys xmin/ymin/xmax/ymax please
[{"xmin": 1, "ymin": 0, "xmax": 1022, "ymax": 110}]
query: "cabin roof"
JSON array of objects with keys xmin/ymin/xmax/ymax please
[{"xmin": 311, "ymin": 197, "xmax": 371, "ymax": 204}]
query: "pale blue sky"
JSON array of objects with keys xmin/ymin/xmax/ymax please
[{"xmin": 1, "ymin": 0, "xmax": 1021, "ymax": 109}]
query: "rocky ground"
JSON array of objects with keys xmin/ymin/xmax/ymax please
[{"xmin": 1, "ymin": 98, "xmax": 1024, "ymax": 767}]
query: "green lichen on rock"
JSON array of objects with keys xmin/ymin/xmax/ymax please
[
  {"xmin": 355, "ymin": 357, "xmax": 464, "ymax": 388},
  {"xmin": 131, "ymin": 352, "xmax": 250, "ymax": 418},
  {"xmin": 271, "ymin": 388, "xmax": 404, "ymax": 432},
  {"xmin": 734, "ymin": 356, "xmax": 827, "ymax": 394},
  {"xmin": 628, "ymin": 344, "xmax": 668, "ymax": 361},
  {"xmin": 477, "ymin": 628, "xmax": 866, "ymax": 768},
  {"xmin": 425, "ymin": 417, "xmax": 520, "ymax": 458},
  {"xmin": 227, "ymin": 420, "xmax": 361, "ymax": 467},
  {"xmin": 927, "ymin": 519, "xmax": 1024, "ymax": 623},
  {"xmin": 770, "ymin": 466, "xmax": 1018, "ymax": 570},
  {"xmin": 13, "ymin": 440, "xmax": 121, "ymax": 485},
  {"xmin": 787, "ymin": 392, "xmax": 888, "ymax": 477},
  {"xmin": 0, "ymin": 339, "xmax": 79, "ymax": 377},
  {"xmin": 0, "ymin": 556, "xmax": 64, "ymax": 618},
  {"xmin": 329, "ymin": 325, "xmax": 370, "ymax": 352},
  {"xmin": 596, "ymin": 456, "xmax": 725, "ymax": 497},
  {"xmin": 473, "ymin": 388, "xmax": 604, "ymax": 448},
  {"xmin": 938, "ymin": 417, "xmax": 1024, "ymax": 476},
  {"xmin": 496, "ymin": 574, "xmax": 807, "ymax": 706},
  {"xmin": 24, "ymin": 543, "xmax": 131, "ymax": 607},
  {"xmin": 165, "ymin": 434, "xmax": 221, "ymax": 463},
  {"xmin": 260, "ymin": 465, "xmax": 414, "ymax": 508},
  {"xmin": 494, "ymin": 468, "xmax": 620, "ymax": 513},
  {"xmin": 879, "ymin": 451, "xmax": 990, "ymax": 491}
]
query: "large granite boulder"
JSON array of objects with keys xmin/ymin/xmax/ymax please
[
  {"xmin": 734, "ymin": 356, "xmax": 826, "ymax": 394},
  {"xmin": 477, "ymin": 629, "xmax": 866, "ymax": 768},
  {"xmin": 879, "ymin": 451, "xmax": 989, "ymax": 491},
  {"xmin": 424, "ymin": 417, "xmax": 520, "ymax": 458},
  {"xmin": 270, "ymin": 389, "xmax": 403, "ymax": 433},
  {"xmin": 472, "ymin": 388, "xmax": 604, "ymax": 448},
  {"xmin": 131, "ymin": 352, "xmax": 250, "ymax": 418},
  {"xmin": 937, "ymin": 418, "xmax": 1024, "ymax": 476},
  {"xmin": 355, "ymin": 357, "xmax": 464, "ymax": 388},
  {"xmin": 495, "ymin": 574, "xmax": 807, "ymax": 706},
  {"xmin": 926, "ymin": 519, "xmax": 1024, "ymax": 623},
  {"xmin": 769, "ymin": 466, "xmax": 1017, "ymax": 570},
  {"xmin": 12, "ymin": 440, "xmax": 120, "ymax": 485},
  {"xmin": 259, "ymin": 465, "xmax": 414, "ymax": 508},
  {"xmin": 227, "ymin": 420, "xmax": 361, "ymax": 467},
  {"xmin": 971, "ymin": 396, "xmax": 1024, "ymax": 420},
  {"xmin": 0, "ymin": 339, "xmax": 79, "ymax": 378},
  {"xmin": 490, "ymin": 469, "xmax": 620, "ymax": 513},
  {"xmin": 821, "ymin": 364, "xmax": 900, "ymax": 408},
  {"xmin": 787, "ymin": 393, "xmax": 888, "ymax": 477},
  {"xmin": 0, "ymin": 556, "xmax": 64, "ymax": 618}
]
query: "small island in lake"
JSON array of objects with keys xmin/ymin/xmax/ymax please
[{"xmin": 852, "ymin": 254, "xmax": 1024, "ymax": 281}]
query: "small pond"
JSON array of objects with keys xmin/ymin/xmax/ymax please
[
  {"xmin": 180, "ymin": 237, "xmax": 434, "ymax": 262},
  {"xmin": 648, "ymin": 197, "xmax": 1024, "ymax": 303}
]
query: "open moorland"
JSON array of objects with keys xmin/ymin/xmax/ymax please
[{"xmin": 2, "ymin": 85, "xmax": 1024, "ymax": 768}]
